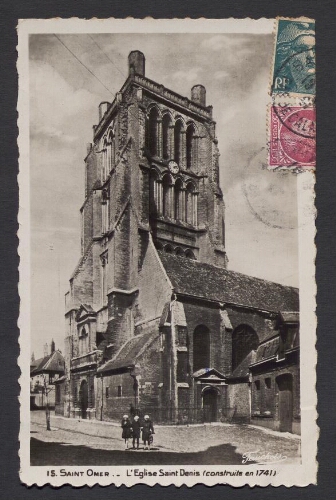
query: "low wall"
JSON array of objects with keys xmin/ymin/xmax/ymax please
[
  {"xmin": 251, "ymin": 417, "xmax": 301, "ymax": 435},
  {"xmin": 31, "ymin": 411, "xmax": 120, "ymax": 440}
]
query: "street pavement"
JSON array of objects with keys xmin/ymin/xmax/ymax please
[{"xmin": 30, "ymin": 411, "xmax": 300, "ymax": 466}]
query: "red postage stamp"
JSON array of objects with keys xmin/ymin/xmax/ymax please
[{"xmin": 269, "ymin": 105, "xmax": 316, "ymax": 168}]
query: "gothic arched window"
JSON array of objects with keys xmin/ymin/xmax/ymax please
[
  {"xmin": 193, "ymin": 325, "xmax": 210, "ymax": 372},
  {"xmin": 185, "ymin": 182, "xmax": 197, "ymax": 225},
  {"xmin": 147, "ymin": 107, "xmax": 159, "ymax": 156},
  {"xmin": 174, "ymin": 119, "xmax": 183, "ymax": 163},
  {"xmin": 162, "ymin": 174, "xmax": 171, "ymax": 218},
  {"xmin": 186, "ymin": 123, "xmax": 195, "ymax": 169},
  {"xmin": 232, "ymin": 324, "xmax": 259, "ymax": 372},
  {"xmin": 100, "ymin": 252, "xmax": 108, "ymax": 307},
  {"xmin": 162, "ymin": 113, "xmax": 171, "ymax": 160},
  {"xmin": 102, "ymin": 136, "xmax": 108, "ymax": 182},
  {"xmin": 101, "ymin": 188, "xmax": 110, "ymax": 234},
  {"xmin": 150, "ymin": 171, "xmax": 159, "ymax": 216},
  {"xmin": 174, "ymin": 178, "xmax": 183, "ymax": 221},
  {"xmin": 107, "ymin": 127, "xmax": 115, "ymax": 171}
]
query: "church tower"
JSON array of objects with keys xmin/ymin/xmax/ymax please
[
  {"xmin": 139, "ymin": 53, "xmax": 228, "ymax": 266},
  {"xmin": 64, "ymin": 51, "xmax": 228, "ymax": 418}
]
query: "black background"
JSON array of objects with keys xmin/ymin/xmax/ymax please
[{"xmin": 1, "ymin": 0, "xmax": 335, "ymax": 498}]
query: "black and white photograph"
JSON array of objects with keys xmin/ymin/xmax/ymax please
[{"xmin": 18, "ymin": 17, "xmax": 317, "ymax": 487}]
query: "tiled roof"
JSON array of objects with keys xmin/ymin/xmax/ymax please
[
  {"xmin": 255, "ymin": 337, "xmax": 280, "ymax": 363},
  {"xmin": 97, "ymin": 330, "xmax": 158, "ymax": 374},
  {"xmin": 31, "ymin": 351, "xmax": 65, "ymax": 376},
  {"xmin": 193, "ymin": 368, "xmax": 226, "ymax": 380},
  {"xmin": 279, "ymin": 311, "xmax": 300, "ymax": 323},
  {"xmin": 30, "ymin": 359, "xmax": 38, "ymax": 370},
  {"xmin": 158, "ymin": 252, "xmax": 299, "ymax": 313},
  {"xmin": 31, "ymin": 356, "xmax": 49, "ymax": 376}
]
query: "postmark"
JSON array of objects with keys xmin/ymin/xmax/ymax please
[
  {"xmin": 269, "ymin": 105, "xmax": 316, "ymax": 169},
  {"xmin": 18, "ymin": 17, "xmax": 317, "ymax": 488},
  {"xmin": 241, "ymin": 147, "xmax": 297, "ymax": 230},
  {"xmin": 271, "ymin": 19, "xmax": 315, "ymax": 96}
]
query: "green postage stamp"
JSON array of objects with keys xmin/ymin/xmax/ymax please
[{"xmin": 272, "ymin": 19, "xmax": 315, "ymax": 95}]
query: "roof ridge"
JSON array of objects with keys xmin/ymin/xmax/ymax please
[{"xmin": 159, "ymin": 251, "xmax": 298, "ymax": 292}]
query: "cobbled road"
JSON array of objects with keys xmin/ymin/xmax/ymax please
[{"xmin": 30, "ymin": 411, "xmax": 300, "ymax": 466}]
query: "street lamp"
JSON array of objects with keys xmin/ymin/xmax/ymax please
[{"xmin": 130, "ymin": 364, "xmax": 140, "ymax": 412}]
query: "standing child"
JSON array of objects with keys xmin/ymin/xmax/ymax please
[
  {"xmin": 142, "ymin": 414, "xmax": 154, "ymax": 450},
  {"xmin": 132, "ymin": 415, "xmax": 141, "ymax": 449},
  {"xmin": 121, "ymin": 414, "xmax": 132, "ymax": 450}
]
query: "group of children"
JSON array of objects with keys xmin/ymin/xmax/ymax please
[{"xmin": 121, "ymin": 414, "xmax": 154, "ymax": 450}]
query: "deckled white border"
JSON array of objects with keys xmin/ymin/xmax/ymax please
[{"xmin": 18, "ymin": 17, "xmax": 317, "ymax": 487}]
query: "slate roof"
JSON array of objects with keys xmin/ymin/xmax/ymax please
[
  {"xmin": 278, "ymin": 311, "xmax": 300, "ymax": 324},
  {"xmin": 255, "ymin": 337, "xmax": 280, "ymax": 363},
  {"xmin": 193, "ymin": 368, "xmax": 226, "ymax": 380},
  {"xmin": 97, "ymin": 330, "xmax": 158, "ymax": 374},
  {"xmin": 158, "ymin": 252, "xmax": 299, "ymax": 313},
  {"xmin": 31, "ymin": 351, "xmax": 65, "ymax": 376}
]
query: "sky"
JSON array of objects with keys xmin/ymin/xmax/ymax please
[{"xmin": 29, "ymin": 30, "xmax": 298, "ymax": 358}]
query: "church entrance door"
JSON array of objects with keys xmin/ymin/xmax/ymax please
[
  {"xmin": 79, "ymin": 379, "xmax": 88, "ymax": 419},
  {"xmin": 203, "ymin": 388, "xmax": 217, "ymax": 422},
  {"xmin": 276, "ymin": 374, "xmax": 293, "ymax": 432}
]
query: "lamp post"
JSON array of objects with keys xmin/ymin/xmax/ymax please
[
  {"xmin": 133, "ymin": 376, "xmax": 138, "ymax": 410},
  {"xmin": 42, "ymin": 373, "xmax": 51, "ymax": 431},
  {"xmin": 130, "ymin": 364, "xmax": 140, "ymax": 413}
]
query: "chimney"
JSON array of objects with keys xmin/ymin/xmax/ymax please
[
  {"xmin": 99, "ymin": 102, "xmax": 110, "ymax": 122},
  {"xmin": 191, "ymin": 85, "xmax": 206, "ymax": 107},
  {"xmin": 43, "ymin": 343, "xmax": 48, "ymax": 357},
  {"xmin": 51, "ymin": 339, "xmax": 55, "ymax": 354},
  {"xmin": 128, "ymin": 51, "xmax": 145, "ymax": 77}
]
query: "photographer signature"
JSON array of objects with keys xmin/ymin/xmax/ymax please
[{"xmin": 242, "ymin": 451, "xmax": 288, "ymax": 464}]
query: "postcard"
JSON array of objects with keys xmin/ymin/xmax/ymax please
[{"xmin": 18, "ymin": 17, "xmax": 317, "ymax": 487}]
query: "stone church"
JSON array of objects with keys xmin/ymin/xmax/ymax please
[{"xmin": 60, "ymin": 51, "xmax": 300, "ymax": 434}]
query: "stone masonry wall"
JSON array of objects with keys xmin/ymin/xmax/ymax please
[
  {"xmin": 251, "ymin": 360, "xmax": 300, "ymax": 434},
  {"xmin": 226, "ymin": 382, "xmax": 250, "ymax": 422},
  {"xmin": 96, "ymin": 333, "xmax": 161, "ymax": 422},
  {"xmin": 71, "ymin": 249, "xmax": 93, "ymax": 308}
]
